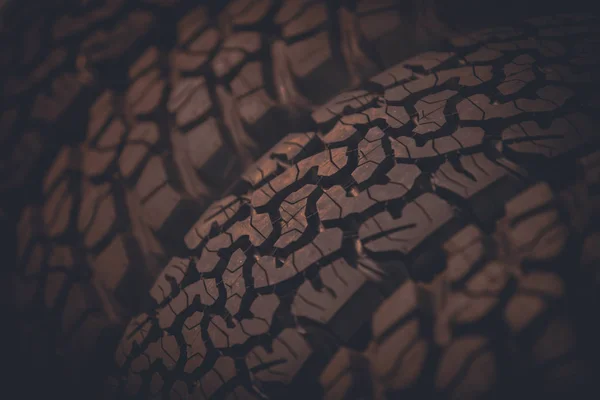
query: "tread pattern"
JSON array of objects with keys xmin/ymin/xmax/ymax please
[
  {"xmin": 8, "ymin": 0, "xmax": 453, "ymax": 395},
  {"xmin": 108, "ymin": 14, "xmax": 600, "ymax": 399},
  {"xmin": 0, "ymin": 0, "xmax": 84, "ymax": 192},
  {"xmin": 4, "ymin": 0, "xmax": 197, "ymax": 395},
  {"xmin": 329, "ymin": 177, "xmax": 600, "ymax": 399},
  {"xmin": 0, "ymin": 0, "xmax": 195, "ymax": 202}
]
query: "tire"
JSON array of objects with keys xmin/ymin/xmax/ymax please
[
  {"xmin": 108, "ymin": 13, "xmax": 600, "ymax": 399},
  {"xmin": 3, "ymin": 1, "xmax": 209, "ymax": 396},
  {"xmin": 9, "ymin": 0, "xmax": 451, "ymax": 397},
  {"xmin": 0, "ymin": 0, "xmax": 196, "ymax": 200}
]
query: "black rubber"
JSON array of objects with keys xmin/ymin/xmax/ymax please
[
  {"xmin": 6, "ymin": 1, "xmax": 453, "ymax": 397},
  {"xmin": 3, "ymin": 1, "xmax": 599, "ymax": 399},
  {"xmin": 107, "ymin": 13, "xmax": 600, "ymax": 400}
]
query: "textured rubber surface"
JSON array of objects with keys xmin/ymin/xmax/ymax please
[
  {"xmin": 0, "ymin": 0, "xmax": 197, "ymax": 199},
  {"xmin": 8, "ymin": 0, "xmax": 452, "ymax": 396},
  {"xmin": 2, "ymin": 1, "xmax": 202, "ymax": 395},
  {"xmin": 107, "ymin": 14, "xmax": 600, "ymax": 399}
]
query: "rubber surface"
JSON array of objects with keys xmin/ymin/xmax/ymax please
[
  {"xmin": 107, "ymin": 14, "xmax": 600, "ymax": 399},
  {"xmin": 0, "ymin": 0, "xmax": 197, "ymax": 197},
  {"xmin": 7, "ymin": 0, "xmax": 453, "ymax": 396}
]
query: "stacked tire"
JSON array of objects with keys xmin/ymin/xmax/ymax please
[
  {"xmin": 3, "ymin": 1, "xmax": 599, "ymax": 399},
  {"xmin": 6, "ymin": 0, "xmax": 448, "ymax": 397}
]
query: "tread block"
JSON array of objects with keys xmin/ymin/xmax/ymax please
[
  {"xmin": 246, "ymin": 328, "xmax": 312, "ymax": 386},
  {"xmin": 292, "ymin": 259, "xmax": 383, "ymax": 341},
  {"xmin": 252, "ymin": 228, "xmax": 342, "ymax": 289}
]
